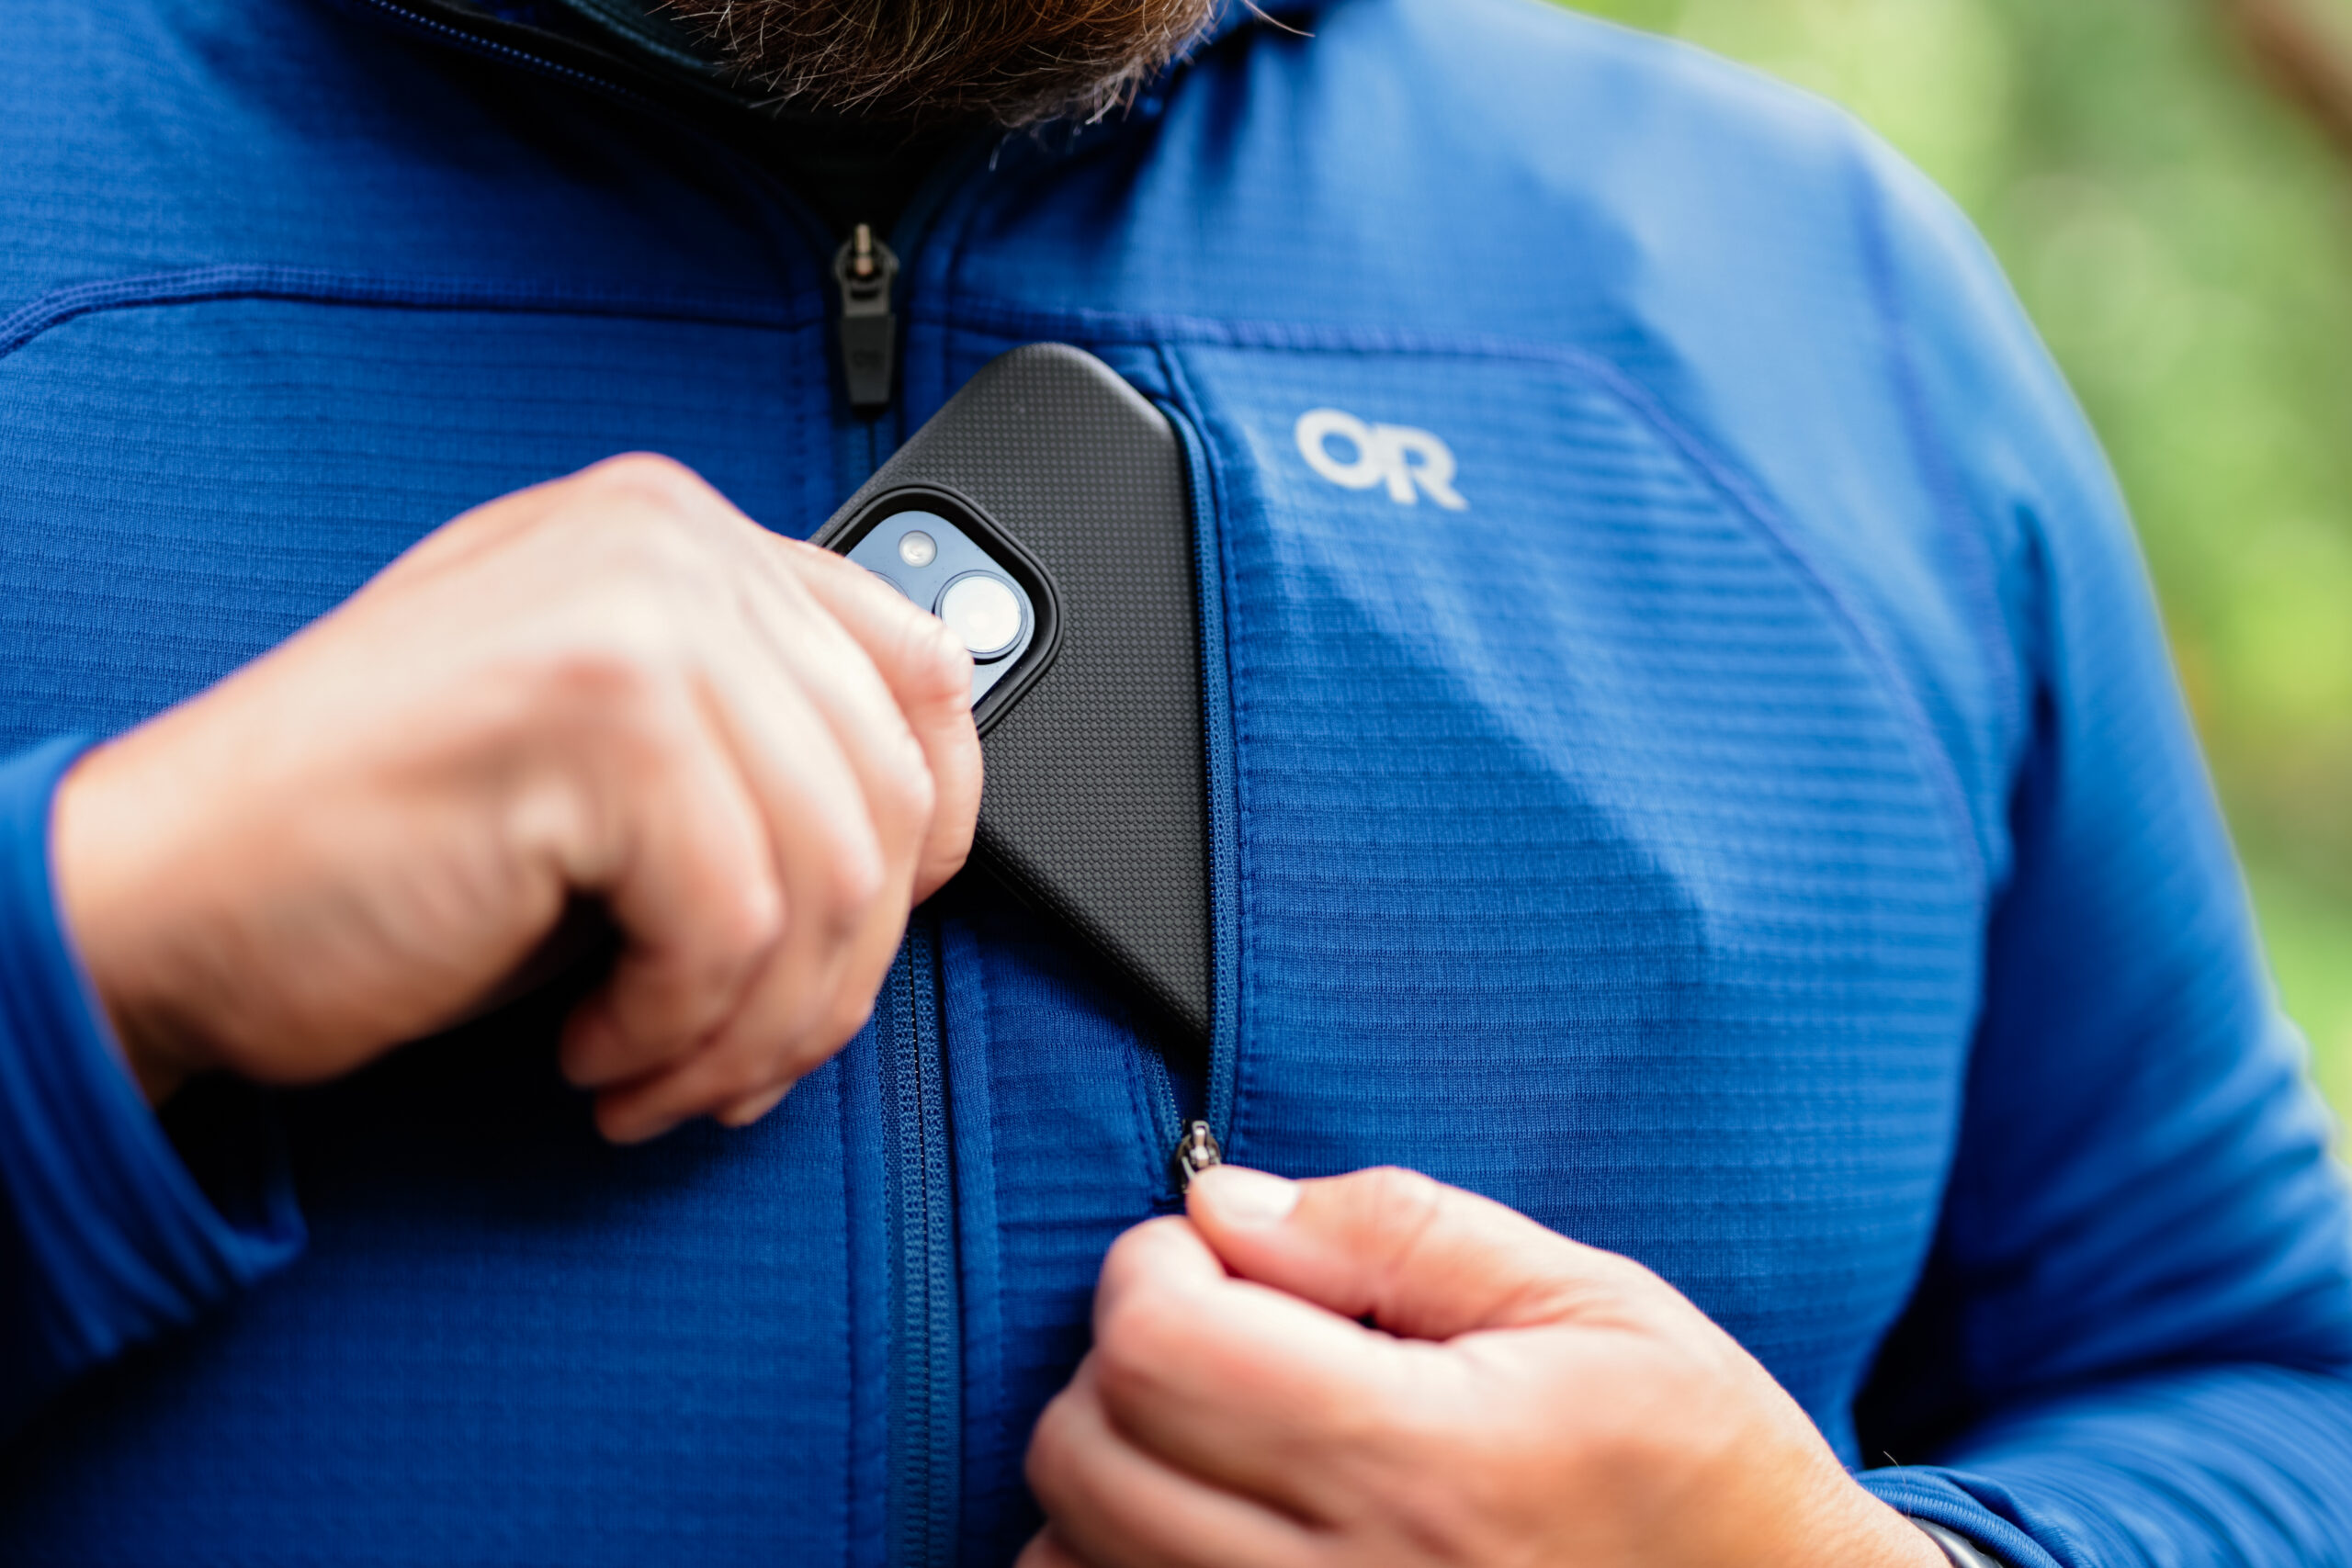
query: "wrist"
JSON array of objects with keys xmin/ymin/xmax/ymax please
[
  {"xmin": 1747, "ymin": 1459, "xmax": 1951, "ymax": 1568},
  {"xmin": 1835, "ymin": 1492, "xmax": 1956, "ymax": 1568},
  {"xmin": 52, "ymin": 738, "xmax": 207, "ymax": 1105}
]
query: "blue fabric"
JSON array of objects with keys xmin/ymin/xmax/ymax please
[
  {"xmin": 1, "ymin": 1, "xmax": 2347, "ymax": 1564},
  {"xmin": 0, "ymin": 738, "xmax": 305, "ymax": 1430}
]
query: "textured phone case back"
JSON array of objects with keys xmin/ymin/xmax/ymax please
[{"xmin": 820, "ymin": 344, "xmax": 1211, "ymax": 1045}]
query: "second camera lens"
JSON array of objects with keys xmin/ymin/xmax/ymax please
[{"xmin": 936, "ymin": 573, "xmax": 1024, "ymax": 661}]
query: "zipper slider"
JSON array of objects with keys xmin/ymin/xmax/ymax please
[
  {"xmin": 1171, "ymin": 1120, "xmax": 1223, "ymax": 1191},
  {"xmin": 833, "ymin": 221, "xmax": 899, "ymax": 414}
]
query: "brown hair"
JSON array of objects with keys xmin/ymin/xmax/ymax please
[{"xmin": 656, "ymin": 0, "xmax": 1221, "ymax": 126}]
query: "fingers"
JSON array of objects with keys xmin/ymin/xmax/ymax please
[
  {"xmin": 1013, "ymin": 1527, "xmax": 1090, "ymax": 1568},
  {"xmin": 713, "ymin": 1082, "xmax": 793, "ymax": 1128},
  {"xmin": 591, "ymin": 555, "xmax": 944, "ymax": 1139},
  {"xmin": 1187, "ymin": 1165, "xmax": 1656, "ymax": 1339},
  {"xmin": 559, "ymin": 479, "xmax": 969, "ymax": 1142},
  {"xmin": 575, "ymin": 603, "xmax": 900, "ymax": 1142},
  {"xmin": 1081, "ymin": 1216, "xmax": 1455, "ymax": 1521},
  {"xmin": 1044, "ymin": 1175, "xmax": 1839, "ymax": 1568},
  {"xmin": 525, "ymin": 659, "xmax": 784, "ymax": 1112},
  {"xmin": 1027, "ymin": 1359, "xmax": 1319, "ymax": 1568},
  {"xmin": 1074, "ymin": 1171, "xmax": 1675, "ymax": 1522},
  {"xmin": 784, "ymin": 543, "xmax": 980, "ymax": 902},
  {"xmin": 69, "ymin": 448, "xmax": 966, "ymax": 1119}
]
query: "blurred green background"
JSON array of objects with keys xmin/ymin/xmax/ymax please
[{"xmin": 1556, "ymin": 0, "xmax": 2352, "ymax": 1122}]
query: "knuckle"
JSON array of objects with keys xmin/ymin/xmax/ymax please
[
  {"xmin": 530, "ymin": 646, "xmax": 672, "ymax": 736},
  {"xmin": 877, "ymin": 745, "xmax": 937, "ymax": 831},
  {"xmin": 1095, "ymin": 1224, "xmax": 1159, "ymax": 1296},
  {"xmin": 1096, "ymin": 1213, "xmax": 1193, "ymax": 1282},
  {"xmin": 698, "ymin": 1050, "xmax": 772, "ymax": 1109},
  {"xmin": 1354, "ymin": 1166, "xmax": 1451, "ymax": 1292},
  {"xmin": 905, "ymin": 613, "xmax": 977, "ymax": 707},
  {"xmin": 823, "ymin": 989, "xmax": 879, "ymax": 1048},
  {"xmin": 1090, "ymin": 1292, "xmax": 1183, "ymax": 1406},
  {"xmin": 580, "ymin": 452, "xmax": 709, "ymax": 513},
  {"xmin": 1023, "ymin": 1386, "xmax": 1090, "ymax": 1502},
  {"xmin": 775, "ymin": 532, "xmax": 845, "ymax": 578},
  {"xmin": 1360, "ymin": 1165, "xmax": 1446, "ymax": 1232},
  {"xmin": 617, "ymin": 529, "xmax": 730, "ymax": 611},
  {"xmin": 725, "ymin": 1056, "xmax": 782, "ymax": 1104},
  {"xmin": 710, "ymin": 876, "xmax": 786, "ymax": 968},
  {"xmin": 820, "ymin": 840, "xmax": 888, "ymax": 928}
]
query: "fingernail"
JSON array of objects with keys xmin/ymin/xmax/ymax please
[{"xmin": 1191, "ymin": 1166, "xmax": 1299, "ymax": 1227}]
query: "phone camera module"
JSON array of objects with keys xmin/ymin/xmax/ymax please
[
  {"xmin": 937, "ymin": 572, "xmax": 1025, "ymax": 661},
  {"xmin": 896, "ymin": 529, "xmax": 938, "ymax": 568}
]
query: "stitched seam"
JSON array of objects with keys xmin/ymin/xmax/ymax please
[
  {"xmin": 959, "ymin": 926, "xmax": 1008, "ymax": 1555},
  {"xmin": 339, "ymin": 0, "xmax": 668, "ymax": 111},
  {"xmin": 1587, "ymin": 346, "xmax": 1989, "ymax": 899},
  {"xmin": 921, "ymin": 296, "xmax": 1690, "ymax": 361},
  {"xmin": 1849, "ymin": 144, "xmax": 2022, "ymax": 866},
  {"xmin": 335, "ymin": 0, "xmax": 831, "ymax": 289},
  {"xmin": 0, "ymin": 266, "xmax": 809, "ymax": 363}
]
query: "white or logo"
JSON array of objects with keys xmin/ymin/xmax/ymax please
[{"xmin": 1294, "ymin": 409, "xmax": 1467, "ymax": 511}]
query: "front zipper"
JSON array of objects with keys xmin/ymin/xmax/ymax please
[
  {"xmin": 342, "ymin": 17, "xmax": 968, "ymax": 1565},
  {"xmin": 880, "ymin": 921, "xmax": 959, "ymax": 1568},
  {"xmin": 311, "ymin": 23, "xmax": 1224, "ymax": 1558}
]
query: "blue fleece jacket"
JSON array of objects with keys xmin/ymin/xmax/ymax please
[{"xmin": 2, "ymin": 1, "xmax": 2348, "ymax": 1563}]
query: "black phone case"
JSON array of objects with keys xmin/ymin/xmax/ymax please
[{"xmin": 813, "ymin": 344, "xmax": 1212, "ymax": 1047}]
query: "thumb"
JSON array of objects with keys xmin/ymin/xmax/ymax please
[{"xmin": 1185, "ymin": 1164, "xmax": 1645, "ymax": 1341}]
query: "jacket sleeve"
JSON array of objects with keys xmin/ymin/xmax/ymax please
[
  {"xmin": 1843, "ymin": 141, "xmax": 2352, "ymax": 1567},
  {"xmin": 0, "ymin": 736, "xmax": 303, "ymax": 1434}
]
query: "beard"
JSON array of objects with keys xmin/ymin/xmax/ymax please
[{"xmin": 654, "ymin": 0, "xmax": 1221, "ymax": 126}]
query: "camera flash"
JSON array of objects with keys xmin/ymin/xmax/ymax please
[{"xmin": 897, "ymin": 530, "xmax": 937, "ymax": 568}]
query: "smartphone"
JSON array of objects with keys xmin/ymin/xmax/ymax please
[{"xmin": 812, "ymin": 344, "xmax": 1212, "ymax": 1049}]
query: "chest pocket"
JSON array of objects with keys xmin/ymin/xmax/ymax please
[{"xmin": 1169, "ymin": 342, "xmax": 1983, "ymax": 1438}]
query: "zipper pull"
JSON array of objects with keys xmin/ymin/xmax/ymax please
[
  {"xmin": 1171, "ymin": 1120, "xmax": 1223, "ymax": 1191},
  {"xmin": 833, "ymin": 221, "xmax": 899, "ymax": 414}
]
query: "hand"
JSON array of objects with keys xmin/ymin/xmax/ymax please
[
  {"xmin": 52, "ymin": 454, "xmax": 981, "ymax": 1142},
  {"xmin": 1023, "ymin": 1165, "xmax": 1948, "ymax": 1568}
]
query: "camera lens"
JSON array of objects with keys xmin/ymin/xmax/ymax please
[
  {"xmin": 897, "ymin": 529, "xmax": 937, "ymax": 568},
  {"xmin": 936, "ymin": 572, "xmax": 1024, "ymax": 661}
]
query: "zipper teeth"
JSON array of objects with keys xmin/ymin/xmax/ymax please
[
  {"xmin": 343, "ymin": 11, "xmax": 972, "ymax": 1559},
  {"xmin": 1153, "ymin": 380, "xmax": 1244, "ymax": 1152},
  {"xmin": 887, "ymin": 921, "xmax": 959, "ymax": 1568}
]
